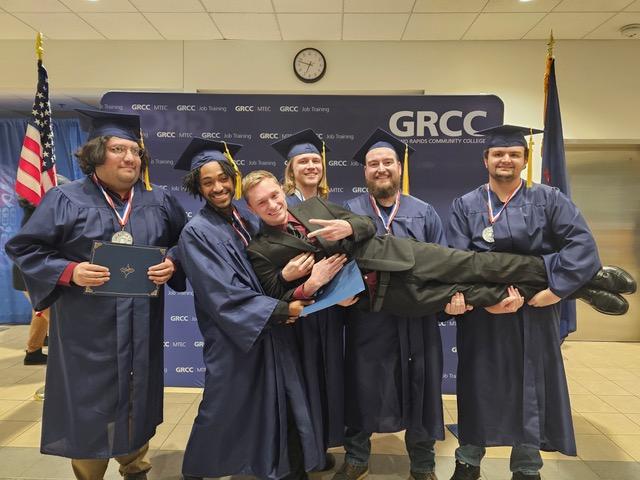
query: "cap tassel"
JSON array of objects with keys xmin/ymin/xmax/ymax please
[
  {"xmin": 526, "ymin": 128, "xmax": 534, "ymax": 188},
  {"xmin": 139, "ymin": 129, "xmax": 152, "ymax": 191},
  {"xmin": 402, "ymin": 143, "xmax": 410, "ymax": 195},
  {"xmin": 223, "ymin": 141, "xmax": 242, "ymax": 199},
  {"xmin": 319, "ymin": 141, "xmax": 329, "ymax": 196}
]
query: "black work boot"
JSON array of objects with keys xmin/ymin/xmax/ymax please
[
  {"xmin": 331, "ymin": 462, "xmax": 369, "ymax": 480},
  {"xmin": 449, "ymin": 460, "xmax": 480, "ymax": 480},
  {"xmin": 511, "ymin": 472, "xmax": 541, "ymax": 480},
  {"xmin": 24, "ymin": 348, "xmax": 47, "ymax": 365}
]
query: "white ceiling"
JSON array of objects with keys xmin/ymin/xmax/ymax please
[{"xmin": 0, "ymin": 0, "xmax": 639, "ymax": 41}]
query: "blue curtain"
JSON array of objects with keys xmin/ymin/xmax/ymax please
[{"xmin": 0, "ymin": 118, "xmax": 86, "ymax": 324}]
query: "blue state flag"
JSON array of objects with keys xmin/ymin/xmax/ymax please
[{"xmin": 542, "ymin": 56, "xmax": 576, "ymax": 338}]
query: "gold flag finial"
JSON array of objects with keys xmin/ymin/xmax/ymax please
[
  {"xmin": 546, "ymin": 30, "xmax": 555, "ymax": 58},
  {"xmin": 35, "ymin": 32, "xmax": 44, "ymax": 61}
]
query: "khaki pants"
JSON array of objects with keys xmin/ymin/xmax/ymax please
[
  {"xmin": 71, "ymin": 443, "xmax": 151, "ymax": 480},
  {"xmin": 22, "ymin": 292, "xmax": 49, "ymax": 352}
]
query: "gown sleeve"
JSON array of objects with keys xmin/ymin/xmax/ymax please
[
  {"xmin": 541, "ymin": 188, "xmax": 601, "ymax": 298},
  {"xmin": 178, "ymin": 223, "xmax": 287, "ymax": 353},
  {"xmin": 5, "ymin": 188, "xmax": 78, "ymax": 311}
]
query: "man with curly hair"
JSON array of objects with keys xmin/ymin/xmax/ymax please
[{"xmin": 6, "ymin": 109, "xmax": 187, "ymax": 480}]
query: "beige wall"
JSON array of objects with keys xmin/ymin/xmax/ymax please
[{"xmin": 1, "ymin": 39, "xmax": 639, "ymax": 140}]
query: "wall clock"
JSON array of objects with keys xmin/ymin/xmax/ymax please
[{"xmin": 293, "ymin": 48, "xmax": 326, "ymax": 83}]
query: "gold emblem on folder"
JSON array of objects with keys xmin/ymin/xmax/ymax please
[{"xmin": 120, "ymin": 264, "xmax": 135, "ymax": 278}]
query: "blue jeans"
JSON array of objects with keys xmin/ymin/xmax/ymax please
[
  {"xmin": 455, "ymin": 444, "xmax": 543, "ymax": 475},
  {"xmin": 344, "ymin": 428, "xmax": 436, "ymax": 473}
]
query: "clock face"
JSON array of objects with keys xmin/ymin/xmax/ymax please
[{"xmin": 293, "ymin": 48, "xmax": 326, "ymax": 83}]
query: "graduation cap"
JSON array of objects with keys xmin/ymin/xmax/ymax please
[
  {"xmin": 353, "ymin": 128, "xmax": 415, "ymax": 195},
  {"xmin": 475, "ymin": 124, "xmax": 543, "ymax": 149},
  {"xmin": 476, "ymin": 124, "xmax": 543, "ymax": 187},
  {"xmin": 271, "ymin": 129, "xmax": 330, "ymax": 193},
  {"xmin": 76, "ymin": 109, "xmax": 142, "ymax": 142},
  {"xmin": 76, "ymin": 108, "xmax": 153, "ymax": 190},
  {"xmin": 174, "ymin": 138, "xmax": 244, "ymax": 199}
]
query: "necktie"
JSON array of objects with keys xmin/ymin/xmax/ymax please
[{"xmin": 286, "ymin": 223, "xmax": 305, "ymax": 240}]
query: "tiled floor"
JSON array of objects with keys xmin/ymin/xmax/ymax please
[{"xmin": 1, "ymin": 325, "xmax": 640, "ymax": 479}]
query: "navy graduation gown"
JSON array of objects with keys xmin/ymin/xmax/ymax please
[
  {"xmin": 179, "ymin": 204, "xmax": 322, "ymax": 479},
  {"xmin": 4, "ymin": 177, "xmax": 187, "ymax": 459},
  {"xmin": 343, "ymin": 194, "xmax": 445, "ymax": 438},
  {"xmin": 447, "ymin": 183, "xmax": 601, "ymax": 455},
  {"xmin": 285, "ymin": 194, "xmax": 345, "ymax": 449}
]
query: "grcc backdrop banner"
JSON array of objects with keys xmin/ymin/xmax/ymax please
[{"xmin": 101, "ymin": 92, "xmax": 504, "ymax": 393}]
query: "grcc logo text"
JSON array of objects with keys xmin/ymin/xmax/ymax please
[
  {"xmin": 131, "ymin": 104, "xmax": 151, "ymax": 111},
  {"xmin": 170, "ymin": 315, "xmax": 190, "ymax": 322},
  {"xmin": 235, "ymin": 105, "xmax": 254, "ymax": 112},
  {"xmin": 157, "ymin": 131, "xmax": 176, "ymax": 138},
  {"xmin": 202, "ymin": 132, "xmax": 222, "ymax": 139},
  {"xmin": 260, "ymin": 132, "xmax": 279, "ymax": 140},
  {"xmin": 175, "ymin": 367, "xmax": 194, "ymax": 373},
  {"xmin": 177, "ymin": 105, "xmax": 196, "ymax": 111},
  {"xmin": 389, "ymin": 110, "xmax": 487, "ymax": 137},
  {"xmin": 194, "ymin": 341, "xmax": 204, "ymax": 347},
  {"xmin": 280, "ymin": 106, "xmax": 299, "ymax": 112}
]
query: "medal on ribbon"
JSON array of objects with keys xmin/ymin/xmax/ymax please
[
  {"xmin": 369, "ymin": 191, "xmax": 401, "ymax": 235},
  {"xmin": 484, "ymin": 180, "xmax": 523, "ymax": 244},
  {"xmin": 93, "ymin": 174, "xmax": 135, "ymax": 245}
]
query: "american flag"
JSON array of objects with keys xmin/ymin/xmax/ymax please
[{"xmin": 14, "ymin": 59, "xmax": 57, "ymax": 206}]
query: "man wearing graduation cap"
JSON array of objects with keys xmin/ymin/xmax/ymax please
[
  {"xmin": 277, "ymin": 128, "xmax": 330, "ymax": 205},
  {"xmin": 271, "ymin": 130, "xmax": 347, "ymax": 465},
  {"xmin": 446, "ymin": 125, "xmax": 636, "ymax": 480},
  {"xmin": 335, "ymin": 128, "xmax": 452, "ymax": 480},
  {"xmin": 174, "ymin": 138, "xmax": 324, "ymax": 480},
  {"xmin": 5, "ymin": 109, "xmax": 188, "ymax": 480}
]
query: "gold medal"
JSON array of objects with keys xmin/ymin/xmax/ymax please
[
  {"xmin": 111, "ymin": 230, "xmax": 134, "ymax": 245},
  {"xmin": 482, "ymin": 226, "xmax": 494, "ymax": 243}
]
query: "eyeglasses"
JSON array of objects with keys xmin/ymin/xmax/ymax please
[{"xmin": 107, "ymin": 145, "xmax": 144, "ymax": 158}]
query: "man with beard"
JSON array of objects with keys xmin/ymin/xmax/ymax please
[
  {"xmin": 446, "ymin": 125, "xmax": 636, "ymax": 480},
  {"xmin": 174, "ymin": 138, "xmax": 321, "ymax": 480},
  {"xmin": 5, "ymin": 110, "xmax": 187, "ymax": 480},
  {"xmin": 334, "ymin": 128, "xmax": 460, "ymax": 480}
]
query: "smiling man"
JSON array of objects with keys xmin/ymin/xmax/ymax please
[
  {"xmin": 446, "ymin": 124, "xmax": 635, "ymax": 480},
  {"xmin": 174, "ymin": 138, "xmax": 321, "ymax": 480},
  {"xmin": 5, "ymin": 109, "xmax": 187, "ymax": 480},
  {"xmin": 338, "ymin": 129, "xmax": 451, "ymax": 480}
]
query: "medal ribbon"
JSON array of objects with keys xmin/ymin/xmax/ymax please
[
  {"xmin": 230, "ymin": 207, "xmax": 252, "ymax": 247},
  {"xmin": 92, "ymin": 174, "xmax": 134, "ymax": 230},
  {"xmin": 486, "ymin": 180, "xmax": 523, "ymax": 225},
  {"xmin": 369, "ymin": 191, "xmax": 401, "ymax": 234}
]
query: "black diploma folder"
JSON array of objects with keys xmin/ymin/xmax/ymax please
[{"xmin": 84, "ymin": 241, "xmax": 166, "ymax": 297}]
